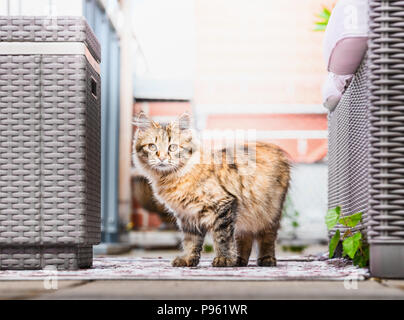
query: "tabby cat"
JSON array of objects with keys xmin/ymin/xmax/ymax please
[{"xmin": 132, "ymin": 112, "xmax": 290, "ymax": 267}]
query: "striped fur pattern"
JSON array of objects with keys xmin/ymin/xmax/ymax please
[{"xmin": 132, "ymin": 112, "xmax": 290, "ymax": 267}]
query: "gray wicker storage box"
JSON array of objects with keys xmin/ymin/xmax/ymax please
[{"xmin": 0, "ymin": 16, "xmax": 101, "ymax": 270}]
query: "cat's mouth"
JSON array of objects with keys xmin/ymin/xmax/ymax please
[
  {"xmin": 157, "ymin": 163, "xmax": 169, "ymax": 167},
  {"xmin": 153, "ymin": 162, "xmax": 174, "ymax": 171}
]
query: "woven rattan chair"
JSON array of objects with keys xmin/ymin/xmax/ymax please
[{"xmin": 328, "ymin": 0, "xmax": 404, "ymax": 278}]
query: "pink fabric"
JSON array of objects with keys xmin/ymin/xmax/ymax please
[
  {"xmin": 328, "ymin": 37, "xmax": 368, "ymax": 75},
  {"xmin": 323, "ymin": 0, "xmax": 368, "ymax": 75}
]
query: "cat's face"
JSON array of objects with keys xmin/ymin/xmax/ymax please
[{"xmin": 133, "ymin": 113, "xmax": 197, "ymax": 174}]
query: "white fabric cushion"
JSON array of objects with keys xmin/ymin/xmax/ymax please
[
  {"xmin": 322, "ymin": 73, "xmax": 354, "ymax": 111},
  {"xmin": 323, "ymin": 0, "xmax": 368, "ymax": 75}
]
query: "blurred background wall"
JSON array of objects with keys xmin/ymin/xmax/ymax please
[
  {"xmin": 131, "ymin": 0, "xmax": 335, "ymax": 244},
  {"xmin": 0, "ymin": 0, "xmax": 336, "ymax": 248}
]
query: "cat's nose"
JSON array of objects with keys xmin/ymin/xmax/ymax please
[{"xmin": 158, "ymin": 154, "xmax": 168, "ymax": 162}]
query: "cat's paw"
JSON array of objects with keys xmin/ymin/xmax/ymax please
[
  {"xmin": 171, "ymin": 256, "xmax": 199, "ymax": 267},
  {"xmin": 257, "ymin": 256, "xmax": 277, "ymax": 267},
  {"xmin": 235, "ymin": 256, "xmax": 248, "ymax": 267},
  {"xmin": 212, "ymin": 256, "xmax": 236, "ymax": 267}
]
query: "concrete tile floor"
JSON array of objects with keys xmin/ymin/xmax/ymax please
[
  {"xmin": 0, "ymin": 245, "xmax": 403, "ymax": 300},
  {"xmin": 0, "ymin": 280, "xmax": 86, "ymax": 300},
  {"xmin": 0, "ymin": 279, "xmax": 402, "ymax": 300}
]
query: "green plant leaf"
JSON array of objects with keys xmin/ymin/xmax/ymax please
[
  {"xmin": 313, "ymin": 6, "xmax": 332, "ymax": 32},
  {"xmin": 322, "ymin": 7, "xmax": 331, "ymax": 17},
  {"xmin": 353, "ymin": 244, "xmax": 369, "ymax": 267},
  {"xmin": 325, "ymin": 206, "xmax": 341, "ymax": 230},
  {"xmin": 317, "ymin": 12, "xmax": 329, "ymax": 20},
  {"xmin": 353, "ymin": 253, "xmax": 363, "ymax": 267},
  {"xmin": 339, "ymin": 212, "xmax": 362, "ymax": 228},
  {"xmin": 329, "ymin": 229, "xmax": 340, "ymax": 258},
  {"xmin": 353, "ymin": 251, "xmax": 366, "ymax": 267},
  {"xmin": 362, "ymin": 245, "xmax": 369, "ymax": 265},
  {"xmin": 342, "ymin": 232, "xmax": 362, "ymax": 259}
]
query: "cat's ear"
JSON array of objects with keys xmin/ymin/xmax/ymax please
[
  {"xmin": 172, "ymin": 112, "xmax": 191, "ymax": 131},
  {"xmin": 133, "ymin": 112, "xmax": 157, "ymax": 131}
]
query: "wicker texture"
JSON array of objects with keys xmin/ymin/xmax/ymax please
[
  {"xmin": 0, "ymin": 54, "xmax": 42, "ymax": 245},
  {"xmin": 0, "ymin": 17, "xmax": 101, "ymax": 270},
  {"xmin": 368, "ymin": 0, "xmax": 404, "ymax": 244},
  {"xmin": 85, "ymin": 59, "xmax": 102, "ymax": 244},
  {"xmin": 0, "ymin": 245, "xmax": 92, "ymax": 270},
  {"xmin": 0, "ymin": 16, "xmax": 100, "ymax": 62},
  {"xmin": 328, "ymin": 61, "xmax": 370, "ymax": 239}
]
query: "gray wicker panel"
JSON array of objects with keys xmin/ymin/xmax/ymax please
[
  {"xmin": 0, "ymin": 54, "xmax": 100, "ymax": 268},
  {"xmin": 0, "ymin": 245, "xmax": 92, "ymax": 270},
  {"xmin": 0, "ymin": 16, "xmax": 100, "ymax": 62},
  {"xmin": 41, "ymin": 245, "xmax": 93, "ymax": 270},
  {"xmin": 85, "ymin": 60, "xmax": 101, "ymax": 245},
  {"xmin": 0, "ymin": 55, "xmax": 42, "ymax": 245},
  {"xmin": 40, "ymin": 54, "xmax": 88, "ymax": 244},
  {"xmin": 368, "ymin": 0, "xmax": 404, "ymax": 244},
  {"xmin": 0, "ymin": 247, "xmax": 41, "ymax": 269},
  {"xmin": 328, "ymin": 61, "xmax": 370, "ymax": 239},
  {"xmin": 38, "ymin": 55, "xmax": 100, "ymax": 247}
]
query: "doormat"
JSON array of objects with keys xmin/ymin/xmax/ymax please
[{"xmin": 0, "ymin": 256, "xmax": 370, "ymax": 281}]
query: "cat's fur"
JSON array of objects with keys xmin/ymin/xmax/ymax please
[{"xmin": 132, "ymin": 112, "xmax": 290, "ymax": 267}]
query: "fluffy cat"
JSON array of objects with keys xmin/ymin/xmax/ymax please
[{"xmin": 132, "ymin": 112, "xmax": 290, "ymax": 267}]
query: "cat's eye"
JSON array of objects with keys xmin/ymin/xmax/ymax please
[
  {"xmin": 168, "ymin": 144, "xmax": 178, "ymax": 152},
  {"xmin": 148, "ymin": 143, "xmax": 157, "ymax": 151}
]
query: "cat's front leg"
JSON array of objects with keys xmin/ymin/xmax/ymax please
[
  {"xmin": 172, "ymin": 231, "xmax": 205, "ymax": 267},
  {"xmin": 212, "ymin": 230, "xmax": 237, "ymax": 267},
  {"xmin": 211, "ymin": 202, "xmax": 237, "ymax": 267}
]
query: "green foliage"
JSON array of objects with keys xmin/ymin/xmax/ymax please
[
  {"xmin": 339, "ymin": 212, "xmax": 362, "ymax": 228},
  {"xmin": 325, "ymin": 206, "xmax": 341, "ymax": 230},
  {"xmin": 281, "ymin": 195, "xmax": 305, "ymax": 253},
  {"xmin": 282, "ymin": 245, "xmax": 307, "ymax": 253},
  {"xmin": 326, "ymin": 207, "xmax": 369, "ymax": 267},
  {"xmin": 314, "ymin": 6, "xmax": 332, "ymax": 31},
  {"xmin": 342, "ymin": 232, "xmax": 361, "ymax": 259},
  {"xmin": 328, "ymin": 229, "xmax": 340, "ymax": 258},
  {"xmin": 353, "ymin": 246, "xmax": 370, "ymax": 268},
  {"xmin": 281, "ymin": 194, "xmax": 300, "ymax": 239}
]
